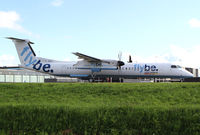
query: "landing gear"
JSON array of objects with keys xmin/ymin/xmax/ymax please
[
  {"xmin": 89, "ymin": 72, "xmax": 96, "ymax": 82},
  {"xmin": 106, "ymin": 77, "xmax": 123, "ymax": 82}
]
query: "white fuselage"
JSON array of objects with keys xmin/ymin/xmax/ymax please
[{"xmin": 30, "ymin": 60, "xmax": 193, "ymax": 79}]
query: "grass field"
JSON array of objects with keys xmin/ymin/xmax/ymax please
[{"xmin": 0, "ymin": 83, "xmax": 200, "ymax": 134}]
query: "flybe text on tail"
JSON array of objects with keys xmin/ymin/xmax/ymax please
[
  {"xmin": 21, "ymin": 46, "xmax": 37, "ymax": 67},
  {"xmin": 21, "ymin": 46, "xmax": 54, "ymax": 73}
]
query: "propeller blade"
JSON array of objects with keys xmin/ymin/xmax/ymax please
[
  {"xmin": 118, "ymin": 51, "xmax": 122, "ymax": 61},
  {"xmin": 117, "ymin": 52, "xmax": 124, "ymax": 71}
]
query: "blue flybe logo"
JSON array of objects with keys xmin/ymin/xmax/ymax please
[
  {"xmin": 21, "ymin": 46, "xmax": 37, "ymax": 67},
  {"xmin": 133, "ymin": 64, "xmax": 158, "ymax": 73},
  {"xmin": 33, "ymin": 60, "xmax": 53, "ymax": 73},
  {"xmin": 21, "ymin": 46, "xmax": 54, "ymax": 73}
]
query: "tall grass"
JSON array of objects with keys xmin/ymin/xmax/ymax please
[{"xmin": 0, "ymin": 83, "xmax": 200, "ymax": 134}]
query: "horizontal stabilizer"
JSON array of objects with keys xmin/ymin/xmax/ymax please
[
  {"xmin": 6, "ymin": 37, "xmax": 34, "ymax": 44},
  {"xmin": 0, "ymin": 66, "xmax": 21, "ymax": 69}
]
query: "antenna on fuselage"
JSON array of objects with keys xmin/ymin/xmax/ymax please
[{"xmin": 128, "ymin": 55, "xmax": 132, "ymax": 63}]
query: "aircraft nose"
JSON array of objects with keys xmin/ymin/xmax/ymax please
[{"xmin": 183, "ymin": 70, "xmax": 194, "ymax": 78}]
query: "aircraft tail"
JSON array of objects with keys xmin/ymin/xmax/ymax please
[{"xmin": 7, "ymin": 37, "xmax": 37, "ymax": 68}]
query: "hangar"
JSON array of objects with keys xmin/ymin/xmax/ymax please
[{"xmin": 0, "ymin": 67, "xmax": 78, "ymax": 83}]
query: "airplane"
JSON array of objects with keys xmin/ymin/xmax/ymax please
[{"xmin": 6, "ymin": 37, "xmax": 193, "ymax": 82}]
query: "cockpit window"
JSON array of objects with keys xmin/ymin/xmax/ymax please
[
  {"xmin": 177, "ymin": 65, "xmax": 182, "ymax": 68},
  {"xmin": 171, "ymin": 65, "xmax": 182, "ymax": 68},
  {"xmin": 171, "ymin": 65, "xmax": 177, "ymax": 68}
]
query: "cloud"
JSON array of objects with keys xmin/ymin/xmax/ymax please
[
  {"xmin": 63, "ymin": 57, "xmax": 71, "ymax": 61},
  {"xmin": 0, "ymin": 11, "xmax": 33, "ymax": 36},
  {"xmin": 188, "ymin": 18, "xmax": 200, "ymax": 28},
  {"xmin": 51, "ymin": 0, "xmax": 64, "ymax": 7},
  {"xmin": 166, "ymin": 45, "xmax": 200, "ymax": 68},
  {"xmin": 122, "ymin": 45, "xmax": 200, "ymax": 68},
  {"xmin": 0, "ymin": 54, "xmax": 18, "ymax": 66}
]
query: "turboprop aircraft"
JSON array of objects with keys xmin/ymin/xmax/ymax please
[{"xmin": 7, "ymin": 37, "xmax": 193, "ymax": 82}]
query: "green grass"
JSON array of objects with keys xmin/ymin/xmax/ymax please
[
  {"xmin": 0, "ymin": 83, "xmax": 200, "ymax": 134},
  {"xmin": 0, "ymin": 83, "xmax": 200, "ymax": 107}
]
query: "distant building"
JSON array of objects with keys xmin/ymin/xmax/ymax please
[
  {"xmin": 0, "ymin": 68, "xmax": 52, "ymax": 83},
  {"xmin": 0, "ymin": 68, "xmax": 78, "ymax": 83},
  {"xmin": 185, "ymin": 67, "xmax": 199, "ymax": 77}
]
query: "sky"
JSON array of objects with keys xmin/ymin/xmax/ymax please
[{"xmin": 0, "ymin": 0, "xmax": 200, "ymax": 68}]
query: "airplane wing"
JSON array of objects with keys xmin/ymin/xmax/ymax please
[{"xmin": 73, "ymin": 52, "xmax": 110, "ymax": 63}]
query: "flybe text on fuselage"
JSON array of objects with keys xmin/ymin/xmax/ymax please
[
  {"xmin": 133, "ymin": 64, "xmax": 158, "ymax": 73},
  {"xmin": 21, "ymin": 46, "xmax": 54, "ymax": 73}
]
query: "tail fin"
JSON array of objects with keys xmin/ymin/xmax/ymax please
[{"xmin": 7, "ymin": 37, "xmax": 37, "ymax": 68}]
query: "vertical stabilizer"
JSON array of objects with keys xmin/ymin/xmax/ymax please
[{"xmin": 7, "ymin": 37, "xmax": 37, "ymax": 68}]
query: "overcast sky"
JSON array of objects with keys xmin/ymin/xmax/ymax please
[{"xmin": 0, "ymin": 0, "xmax": 200, "ymax": 68}]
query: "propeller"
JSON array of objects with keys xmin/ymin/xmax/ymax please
[{"xmin": 117, "ymin": 51, "xmax": 125, "ymax": 70}]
